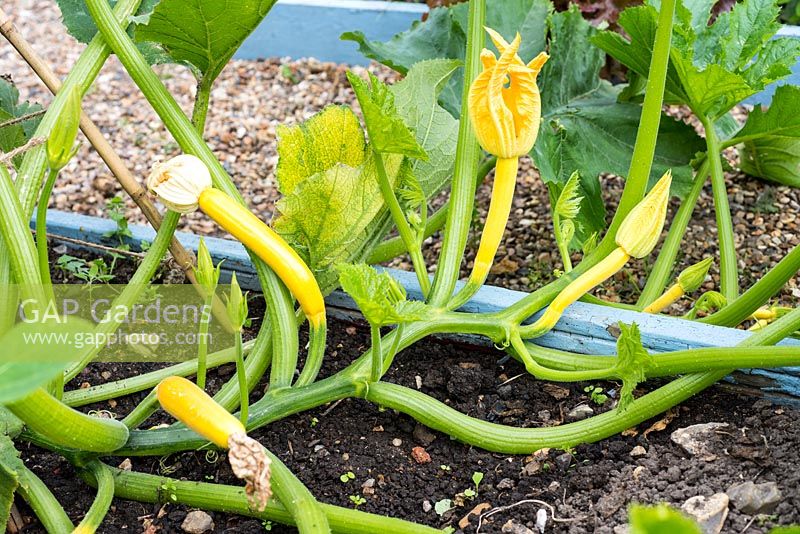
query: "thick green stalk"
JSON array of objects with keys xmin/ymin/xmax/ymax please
[
  {"xmin": 294, "ymin": 321, "xmax": 328, "ymax": 386},
  {"xmin": 370, "ymin": 324, "xmax": 382, "ymax": 382},
  {"xmin": 367, "ymin": 156, "xmax": 496, "ymax": 264},
  {"xmin": 195, "ymin": 293, "xmax": 214, "ymax": 389},
  {"xmin": 234, "ymin": 331, "xmax": 248, "ymax": 425},
  {"xmin": 121, "ymin": 389, "xmax": 159, "ymax": 429},
  {"xmin": 637, "ymin": 159, "xmax": 709, "ymax": 307},
  {"xmin": 702, "ymin": 118, "xmax": 738, "ymax": 301},
  {"xmin": 63, "ymin": 341, "xmax": 247, "ymax": 406},
  {"xmin": 701, "ymin": 242, "xmax": 800, "ymax": 327},
  {"xmin": 372, "ymin": 149, "xmax": 430, "ymax": 295},
  {"xmin": 16, "ymin": 465, "xmax": 74, "ymax": 534},
  {"xmin": 64, "ymin": 211, "xmax": 181, "ymax": 380},
  {"xmin": 92, "ymin": 466, "xmax": 440, "ymax": 534},
  {"xmin": 74, "ymin": 462, "xmax": 115, "ymax": 533},
  {"xmin": 35, "ymin": 168, "xmax": 58, "ymax": 286},
  {"xmin": 267, "ymin": 449, "xmax": 331, "ymax": 533},
  {"xmin": 8, "ymin": 388, "xmax": 129, "ymax": 453},
  {"xmin": 85, "ymin": 0, "xmax": 299, "ymax": 392},
  {"xmin": 191, "ymin": 76, "xmax": 213, "ymax": 135},
  {"xmin": 427, "ymin": 0, "xmax": 485, "ymax": 307}
]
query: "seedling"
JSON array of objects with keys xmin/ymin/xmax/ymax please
[
  {"xmin": 339, "ymin": 471, "xmax": 356, "ymax": 483},
  {"xmin": 349, "ymin": 495, "xmax": 366, "ymax": 507},
  {"xmin": 584, "ymin": 385, "xmax": 609, "ymax": 406}
]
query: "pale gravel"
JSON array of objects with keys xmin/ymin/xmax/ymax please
[{"xmin": 1, "ymin": 0, "xmax": 797, "ymax": 314}]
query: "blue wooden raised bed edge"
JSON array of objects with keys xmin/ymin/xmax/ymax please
[
  {"xmin": 234, "ymin": 0, "xmax": 800, "ymax": 106},
  {"xmin": 38, "ymin": 210, "xmax": 800, "ymax": 403}
]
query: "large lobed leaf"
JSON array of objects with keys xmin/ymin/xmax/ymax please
[
  {"xmin": 0, "ymin": 434, "xmax": 24, "ymax": 527},
  {"xmin": 55, "ymin": 0, "xmax": 159, "ymax": 43},
  {"xmin": 337, "ymin": 264, "xmax": 427, "ymax": 326},
  {"xmin": 0, "ymin": 78, "xmax": 43, "ymax": 169},
  {"xmin": 343, "ymin": 2, "xmax": 704, "ymax": 244},
  {"xmin": 273, "ymin": 61, "xmax": 459, "ymax": 288}
]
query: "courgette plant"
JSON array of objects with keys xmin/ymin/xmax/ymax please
[{"xmin": 1, "ymin": 0, "xmax": 800, "ymax": 532}]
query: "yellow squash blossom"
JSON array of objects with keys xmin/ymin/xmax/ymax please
[{"xmin": 451, "ymin": 28, "xmax": 548, "ymax": 309}]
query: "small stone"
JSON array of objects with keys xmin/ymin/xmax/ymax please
[
  {"xmin": 422, "ymin": 500, "xmax": 433, "ymax": 513},
  {"xmin": 497, "ymin": 478, "xmax": 515, "ymax": 490},
  {"xmin": 727, "ymin": 481, "xmax": 783, "ymax": 515},
  {"xmin": 566, "ymin": 404, "xmax": 593, "ymax": 421},
  {"xmin": 535, "ymin": 509, "xmax": 547, "ymax": 533},
  {"xmin": 670, "ymin": 422, "xmax": 729, "ymax": 461},
  {"xmin": 613, "ymin": 525, "xmax": 631, "ymax": 534},
  {"xmin": 362, "ymin": 478, "xmax": 375, "ymax": 496},
  {"xmin": 100, "ymin": 371, "xmax": 112, "ymax": 380},
  {"xmin": 555, "ymin": 452, "xmax": 573, "ymax": 471},
  {"xmin": 181, "ymin": 511, "xmax": 214, "ymax": 534},
  {"xmin": 391, "ymin": 438, "xmax": 402, "ymax": 447},
  {"xmin": 501, "ymin": 519, "xmax": 535, "ymax": 534},
  {"xmin": 630, "ymin": 445, "xmax": 647, "ymax": 457},
  {"xmin": 412, "ymin": 424, "xmax": 437, "ymax": 446},
  {"xmin": 681, "ymin": 493, "xmax": 729, "ymax": 534},
  {"xmin": 118, "ymin": 458, "xmax": 132, "ymax": 471},
  {"xmin": 411, "ymin": 446, "xmax": 432, "ymax": 464}
]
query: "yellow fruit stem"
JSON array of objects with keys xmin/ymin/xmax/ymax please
[
  {"xmin": 642, "ymin": 283, "xmax": 685, "ymax": 314},
  {"xmin": 522, "ymin": 247, "xmax": 630, "ymax": 338},
  {"xmin": 198, "ymin": 188, "xmax": 326, "ymax": 328},
  {"xmin": 157, "ymin": 376, "xmax": 245, "ymax": 448},
  {"xmin": 469, "ymin": 157, "xmax": 519, "ymax": 285}
]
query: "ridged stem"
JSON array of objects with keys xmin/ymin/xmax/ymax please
[
  {"xmin": 16, "ymin": 464, "xmax": 73, "ymax": 534},
  {"xmin": 35, "ymin": 168, "xmax": 58, "ymax": 287},
  {"xmin": 72, "ymin": 462, "xmax": 115, "ymax": 534}
]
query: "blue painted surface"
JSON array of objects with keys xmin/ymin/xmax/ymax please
[
  {"xmin": 235, "ymin": 0, "xmax": 800, "ymax": 105},
  {"xmin": 38, "ymin": 210, "xmax": 800, "ymax": 400},
  {"xmin": 236, "ymin": 0, "xmax": 427, "ymax": 65}
]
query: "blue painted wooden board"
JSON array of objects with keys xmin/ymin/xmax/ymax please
[
  {"xmin": 233, "ymin": 0, "xmax": 800, "ymax": 105},
  {"xmin": 37, "ymin": 210, "xmax": 800, "ymax": 400}
]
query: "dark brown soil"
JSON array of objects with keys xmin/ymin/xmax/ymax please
[{"xmin": 10, "ymin": 248, "xmax": 800, "ymax": 534}]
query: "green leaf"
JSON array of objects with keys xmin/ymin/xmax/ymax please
[
  {"xmin": 734, "ymin": 86, "xmax": 800, "ymax": 187},
  {"xmin": 595, "ymin": 0, "xmax": 798, "ymax": 118},
  {"xmin": 336, "ymin": 264, "xmax": 427, "ymax": 326},
  {"xmin": 390, "ymin": 59, "xmax": 461, "ymax": 198},
  {"xmin": 0, "ymin": 78, "xmax": 43, "ymax": 168},
  {"xmin": 56, "ymin": 0, "xmax": 160, "ymax": 43},
  {"xmin": 347, "ymin": 72, "xmax": 427, "ymax": 160},
  {"xmin": 554, "ymin": 172, "xmax": 582, "ymax": 220},
  {"xmin": 0, "ymin": 408, "xmax": 22, "ymax": 439},
  {"xmin": 276, "ymin": 105, "xmax": 366, "ymax": 196},
  {"xmin": 629, "ymin": 504, "xmax": 702, "ymax": 534},
  {"xmin": 0, "ymin": 434, "xmax": 24, "ymax": 526},
  {"xmin": 613, "ymin": 322, "xmax": 654, "ymax": 411},
  {"xmin": 133, "ymin": 0, "xmax": 276, "ymax": 81},
  {"xmin": 0, "ymin": 318, "xmax": 94, "ymax": 405}
]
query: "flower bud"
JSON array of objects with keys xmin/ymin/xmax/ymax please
[
  {"xmin": 195, "ymin": 237, "xmax": 221, "ymax": 296},
  {"xmin": 616, "ymin": 170, "xmax": 672, "ymax": 258},
  {"xmin": 225, "ymin": 272, "xmax": 249, "ymax": 332},
  {"xmin": 677, "ymin": 257, "xmax": 712, "ymax": 293},
  {"xmin": 468, "ymin": 28, "xmax": 548, "ymax": 159},
  {"xmin": 146, "ymin": 154, "xmax": 212, "ymax": 213},
  {"xmin": 46, "ymin": 86, "xmax": 81, "ymax": 171}
]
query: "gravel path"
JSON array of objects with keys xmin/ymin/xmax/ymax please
[{"xmin": 2, "ymin": 0, "xmax": 798, "ymax": 315}]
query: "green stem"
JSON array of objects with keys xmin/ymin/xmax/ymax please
[
  {"xmin": 382, "ymin": 324, "xmax": 405, "ymax": 374},
  {"xmin": 63, "ymin": 341, "xmax": 247, "ymax": 407},
  {"xmin": 370, "ymin": 323, "xmax": 382, "ymax": 382},
  {"xmin": 295, "ymin": 320, "xmax": 327, "ymax": 387},
  {"xmin": 235, "ymin": 331, "xmax": 248, "ymax": 425},
  {"xmin": 16, "ymin": 465, "xmax": 74, "ymax": 534},
  {"xmin": 637, "ymin": 159, "xmax": 709, "ymax": 307},
  {"xmin": 191, "ymin": 75, "xmax": 212, "ymax": 135},
  {"xmin": 92, "ymin": 466, "xmax": 440, "ymax": 534},
  {"xmin": 579, "ymin": 293, "xmax": 639, "ymax": 310},
  {"xmin": 267, "ymin": 448, "xmax": 331, "ymax": 533},
  {"xmin": 372, "ymin": 148, "xmax": 430, "ymax": 296},
  {"xmin": 84, "ymin": 0, "xmax": 299, "ymax": 395},
  {"xmin": 35, "ymin": 168, "xmax": 58, "ymax": 287},
  {"xmin": 121, "ymin": 389, "xmax": 159, "ymax": 429},
  {"xmin": 701, "ymin": 242, "xmax": 800, "ymax": 327},
  {"xmin": 702, "ymin": 117, "xmax": 739, "ymax": 301},
  {"xmin": 553, "ymin": 212, "xmax": 573, "ymax": 272},
  {"xmin": 74, "ymin": 462, "xmax": 114, "ymax": 533},
  {"xmin": 8, "ymin": 388, "xmax": 129, "ymax": 453},
  {"xmin": 196, "ymin": 294, "xmax": 213, "ymax": 389},
  {"xmin": 64, "ymin": 210, "xmax": 181, "ymax": 381},
  {"xmin": 427, "ymin": 0, "xmax": 485, "ymax": 307}
]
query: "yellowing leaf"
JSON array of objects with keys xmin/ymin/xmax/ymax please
[{"xmin": 337, "ymin": 264, "xmax": 427, "ymax": 326}]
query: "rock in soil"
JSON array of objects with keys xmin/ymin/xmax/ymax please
[
  {"xmin": 566, "ymin": 404, "xmax": 594, "ymax": 421},
  {"xmin": 681, "ymin": 493, "xmax": 729, "ymax": 534},
  {"xmin": 670, "ymin": 422, "xmax": 729, "ymax": 461},
  {"xmin": 502, "ymin": 519, "xmax": 536, "ymax": 534},
  {"xmin": 181, "ymin": 510, "xmax": 214, "ymax": 534},
  {"xmin": 727, "ymin": 481, "xmax": 783, "ymax": 515}
]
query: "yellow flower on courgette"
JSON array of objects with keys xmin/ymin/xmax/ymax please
[
  {"xmin": 522, "ymin": 171, "xmax": 673, "ymax": 339},
  {"xmin": 468, "ymin": 28, "xmax": 548, "ymax": 159},
  {"xmin": 450, "ymin": 28, "xmax": 548, "ymax": 310}
]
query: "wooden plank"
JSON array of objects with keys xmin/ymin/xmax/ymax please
[
  {"xmin": 233, "ymin": 0, "xmax": 800, "ymax": 105},
  {"xmin": 38, "ymin": 209, "xmax": 800, "ymax": 402}
]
